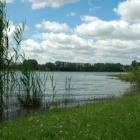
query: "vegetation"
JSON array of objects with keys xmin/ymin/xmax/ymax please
[
  {"xmin": 63, "ymin": 76, "xmax": 74, "ymax": 104},
  {"xmin": 0, "ymin": 1, "xmax": 24, "ymax": 120},
  {"xmin": 0, "ymin": 0, "xmax": 5, "ymax": 119},
  {"xmin": 50, "ymin": 75, "xmax": 57, "ymax": 103},
  {"xmin": 1, "ymin": 1, "xmax": 140, "ymax": 139},
  {"xmin": 17, "ymin": 58, "xmax": 48, "ymax": 108},
  {"xmin": 0, "ymin": 1, "xmax": 46, "ymax": 116},
  {"xmin": 114, "ymin": 66, "xmax": 140, "ymax": 83},
  {"xmin": 113, "ymin": 73, "xmax": 134, "ymax": 82},
  {"xmin": 18, "ymin": 71, "xmax": 44, "ymax": 108},
  {"xmin": 0, "ymin": 94, "xmax": 140, "ymax": 140},
  {"xmin": 11, "ymin": 60, "xmax": 130, "ymax": 72}
]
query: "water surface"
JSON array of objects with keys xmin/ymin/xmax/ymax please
[
  {"xmin": 3, "ymin": 72, "xmax": 131, "ymax": 121},
  {"xmin": 45, "ymin": 72, "xmax": 130, "ymax": 98}
]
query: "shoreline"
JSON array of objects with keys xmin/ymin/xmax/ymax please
[{"xmin": 1, "ymin": 92, "xmax": 139, "ymax": 140}]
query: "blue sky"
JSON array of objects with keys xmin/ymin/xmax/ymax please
[
  {"xmin": 5, "ymin": 0, "xmax": 140, "ymax": 64},
  {"xmin": 7, "ymin": 0, "xmax": 121, "ymax": 29}
]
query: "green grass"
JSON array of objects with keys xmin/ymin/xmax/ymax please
[
  {"xmin": 112, "ymin": 73, "xmax": 134, "ymax": 82},
  {"xmin": 1, "ymin": 94, "xmax": 140, "ymax": 140}
]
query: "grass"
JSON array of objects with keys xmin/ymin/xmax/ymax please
[
  {"xmin": 0, "ymin": 94, "xmax": 140, "ymax": 140},
  {"xmin": 112, "ymin": 73, "xmax": 134, "ymax": 82}
]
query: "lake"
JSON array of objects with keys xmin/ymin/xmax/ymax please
[
  {"xmin": 5, "ymin": 72, "xmax": 131, "ymax": 104},
  {"xmin": 43, "ymin": 72, "xmax": 130, "ymax": 101},
  {"xmin": 3, "ymin": 72, "xmax": 131, "ymax": 120}
]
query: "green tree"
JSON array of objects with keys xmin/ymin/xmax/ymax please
[{"xmin": 23, "ymin": 59, "xmax": 38, "ymax": 70}]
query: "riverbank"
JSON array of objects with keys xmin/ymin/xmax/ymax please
[
  {"xmin": 0, "ymin": 93, "xmax": 140, "ymax": 140},
  {"xmin": 112, "ymin": 73, "xmax": 134, "ymax": 82}
]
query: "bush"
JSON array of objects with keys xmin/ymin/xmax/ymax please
[{"xmin": 131, "ymin": 67, "xmax": 140, "ymax": 89}]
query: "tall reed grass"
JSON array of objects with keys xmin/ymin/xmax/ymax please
[
  {"xmin": 0, "ymin": 0, "xmax": 24, "ymax": 120},
  {"xmin": 0, "ymin": 1, "xmax": 74, "ymax": 119},
  {"xmin": 18, "ymin": 66, "xmax": 48, "ymax": 108}
]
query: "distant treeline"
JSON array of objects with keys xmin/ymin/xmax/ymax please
[{"xmin": 9, "ymin": 59, "xmax": 138, "ymax": 72}]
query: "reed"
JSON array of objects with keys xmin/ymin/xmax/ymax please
[
  {"xmin": 50, "ymin": 74, "xmax": 57, "ymax": 104},
  {"xmin": 17, "ymin": 62, "xmax": 48, "ymax": 109},
  {"xmin": 63, "ymin": 76, "xmax": 74, "ymax": 105},
  {"xmin": 0, "ymin": 1, "xmax": 10, "ymax": 120},
  {"xmin": 0, "ymin": 0, "xmax": 24, "ymax": 120}
]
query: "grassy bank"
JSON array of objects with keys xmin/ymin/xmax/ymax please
[
  {"xmin": 0, "ymin": 94, "xmax": 140, "ymax": 140},
  {"xmin": 112, "ymin": 73, "xmax": 134, "ymax": 82}
]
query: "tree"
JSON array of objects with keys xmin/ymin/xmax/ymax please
[
  {"xmin": 45, "ymin": 62, "xmax": 56, "ymax": 71},
  {"xmin": 132, "ymin": 60, "xmax": 138, "ymax": 67},
  {"xmin": 23, "ymin": 59, "xmax": 38, "ymax": 70}
]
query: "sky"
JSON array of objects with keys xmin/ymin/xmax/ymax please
[{"xmin": 5, "ymin": 0, "xmax": 140, "ymax": 64}]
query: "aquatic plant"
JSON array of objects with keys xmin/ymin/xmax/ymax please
[
  {"xmin": 63, "ymin": 76, "xmax": 74, "ymax": 105},
  {"xmin": 18, "ymin": 63, "xmax": 48, "ymax": 108},
  {"xmin": 50, "ymin": 74, "xmax": 57, "ymax": 104},
  {"xmin": 0, "ymin": 0, "xmax": 24, "ymax": 120}
]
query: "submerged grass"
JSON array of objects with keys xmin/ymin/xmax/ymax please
[{"xmin": 0, "ymin": 94, "xmax": 140, "ymax": 140}]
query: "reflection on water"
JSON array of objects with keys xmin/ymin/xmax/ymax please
[
  {"xmin": 2, "ymin": 72, "xmax": 130, "ymax": 121},
  {"xmin": 45, "ymin": 72, "xmax": 130, "ymax": 96}
]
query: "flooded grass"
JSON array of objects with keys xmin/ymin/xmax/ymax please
[{"xmin": 1, "ymin": 94, "xmax": 140, "ymax": 140}]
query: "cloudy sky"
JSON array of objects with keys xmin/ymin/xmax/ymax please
[{"xmin": 6, "ymin": 0, "xmax": 140, "ymax": 64}]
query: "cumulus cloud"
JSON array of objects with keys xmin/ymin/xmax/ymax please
[
  {"xmin": 75, "ymin": 16, "xmax": 140, "ymax": 40},
  {"xmin": 21, "ymin": 32, "xmax": 97, "ymax": 63},
  {"xmin": 24, "ymin": 0, "xmax": 80, "ymax": 9},
  {"xmin": 36, "ymin": 21, "xmax": 71, "ymax": 33},
  {"xmin": 21, "ymin": 31, "xmax": 140, "ymax": 64},
  {"xmin": 6, "ymin": 23, "xmax": 16, "ymax": 37},
  {"xmin": 115, "ymin": 0, "xmax": 140, "ymax": 22},
  {"xmin": 21, "ymin": 0, "xmax": 140, "ymax": 64},
  {"xmin": 7, "ymin": 22, "xmax": 29, "ymax": 38},
  {"xmin": 80, "ymin": 16, "xmax": 99, "ymax": 23}
]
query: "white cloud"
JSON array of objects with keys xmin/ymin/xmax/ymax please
[
  {"xmin": 115, "ymin": 0, "xmax": 140, "ymax": 22},
  {"xmin": 81, "ymin": 15, "xmax": 99, "ymax": 23},
  {"xmin": 36, "ymin": 21, "xmax": 71, "ymax": 33},
  {"xmin": 21, "ymin": 32, "xmax": 97, "ymax": 63},
  {"xmin": 6, "ymin": 22, "xmax": 29, "ymax": 38},
  {"xmin": 0, "ymin": 0, "xmax": 15, "ymax": 3},
  {"xmin": 7, "ymin": 23, "xmax": 16, "ymax": 37},
  {"xmin": 67, "ymin": 11, "xmax": 76, "ymax": 17},
  {"xmin": 21, "ymin": 31, "xmax": 140, "ymax": 64},
  {"xmin": 88, "ymin": 0, "xmax": 101, "ymax": 12},
  {"xmin": 24, "ymin": 0, "xmax": 80, "ymax": 9},
  {"xmin": 20, "ymin": 0, "xmax": 140, "ymax": 64},
  {"xmin": 89, "ymin": 6, "xmax": 101, "ymax": 12},
  {"xmin": 75, "ymin": 16, "xmax": 140, "ymax": 40}
]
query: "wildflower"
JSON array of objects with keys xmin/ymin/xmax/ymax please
[
  {"xmin": 59, "ymin": 130, "xmax": 63, "ymax": 133},
  {"xmin": 40, "ymin": 123, "xmax": 44, "ymax": 128},
  {"xmin": 59, "ymin": 125, "xmax": 63, "ymax": 128},
  {"xmin": 28, "ymin": 117, "xmax": 33, "ymax": 122}
]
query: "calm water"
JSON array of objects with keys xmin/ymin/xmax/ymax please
[
  {"xmin": 3, "ymin": 72, "xmax": 131, "ymax": 121},
  {"xmin": 44, "ymin": 72, "xmax": 130, "ymax": 98}
]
